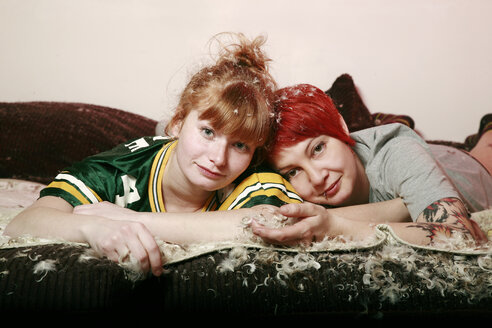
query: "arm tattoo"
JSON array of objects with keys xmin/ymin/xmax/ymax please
[
  {"xmin": 410, "ymin": 222, "xmax": 467, "ymax": 243},
  {"xmin": 411, "ymin": 198, "xmax": 472, "ymax": 243},
  {"xmin": 421, "ymin": 197, "xmax": 469, "ymax": 224}
]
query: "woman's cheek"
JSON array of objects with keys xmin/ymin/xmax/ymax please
[
  {"xmin": 291, "ymin": 178, "xmax": 311, "ymax": 200},
  {"xmin": 230, "ymin": 152, "xmax": 254, "ymax": 178}
]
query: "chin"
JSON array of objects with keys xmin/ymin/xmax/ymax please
[{"xmin": 314, "ymin": 193, "xmax": 350, "ymax": 207}]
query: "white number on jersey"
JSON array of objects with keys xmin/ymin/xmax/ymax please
[{"xmin": 115, "ymin": 175, "xmax": 141, "ymax": 207}]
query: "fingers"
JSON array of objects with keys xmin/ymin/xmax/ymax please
[
  {"xmin": 251, "ymin": 219, "xmax": 313, "ymax": 246},
  {"xmin": 279, "ymin": 202, "xmax": 323, "ymax": 218},
  {"xmin": 122, "ymin": 223, "xmax": 163, "ymax": 276},
  {"xmin": 251, "ymin": 203, "xmax": 326, "ymax": 246},
  {"xmin": 125, "ymin": 233, "xmax": 151, "ymax": 272},
  {"xmin": 135, "ymin": 227, "xmax": 163, "ymax": 276},
  {"xmin": 98, "ymin": 222, "xmax": 163, "ymax": 276}
]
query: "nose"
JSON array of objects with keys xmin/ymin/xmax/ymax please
[
  {"xmin": 306, "ymin": 165, "xmax": 327, "ymax": 188},
  {"xmin": 209, "ymin": 138, "xmax": 227, "ymax": 167}
]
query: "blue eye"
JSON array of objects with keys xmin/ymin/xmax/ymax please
[
  {"xmin": 233, "ymin": 142, "xmax": 248, "ymax": 152},
  {"xmin": 201, "ymin": 127, "xmax": 214, "ymax": 138}
]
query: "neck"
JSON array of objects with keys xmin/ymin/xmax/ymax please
[{"xmin": 162, "ymin": 151, "xmax": 213, "ymax": 212}]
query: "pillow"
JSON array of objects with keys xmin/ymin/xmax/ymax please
[
  {"xmin": 372, "ymin": 112, "xmax": 415, "ymax": 129},
  {"xmin": 325, "ymin": 74, "xmax": 374, "ymax": 132},
  {"xmin": 0, "ymin": 102, "xmax": 157, "ymax": 184},
  {"xmin": 326, "ymin": 74, "xmax": 415, "ymax": 131},
  {"xmin": 326, "ymin": 74, "xmax": 469, "ymax": 151}
]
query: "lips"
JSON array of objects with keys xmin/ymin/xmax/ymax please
[
  {"xmin": 323, "ymin": 176, "xmax": 341, "ymax": 198},
  {"xmin": 195, "ymin": 163, "xmax": 225, "ymax": 179}
]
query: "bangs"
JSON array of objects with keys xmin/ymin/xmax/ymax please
[{"xmin": 199, "ymin": 82, "xmax": 272, "ymax": 146}]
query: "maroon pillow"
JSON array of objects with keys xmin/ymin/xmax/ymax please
[
  {"xmin": 325, "ymin": 74, "xmax": 374, "ymax": 132},
  {"xmin": 326, "ymin": 74, "xmax": 417, "ymax": 132},
  {"xmin": 0, "ymin": 102, "xmax": 157, "ymax": 184}
]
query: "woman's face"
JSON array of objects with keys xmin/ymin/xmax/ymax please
[
  {"xmin": 172, "ymin": 110, "xmax": 257, "ymax": 191},
  {"xmin": 272, "ymin": 135, "xmax": 361, "ymax": 207}
]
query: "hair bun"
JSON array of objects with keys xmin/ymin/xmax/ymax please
[{"xmin": 213, "ymin": 32, "xmax": 271, "ymax": 74}]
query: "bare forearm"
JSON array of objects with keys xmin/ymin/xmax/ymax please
[
  {"xmin": 329, "ymin": 198, "xmax": 410, "ymax": 223},
  {"xmin": 136, "ymin": 207, "xmax": 259, "ymax": 245},
  {"xmin": 4, "ymin": 205, "xmax": 101, "ymax": 243},
  {"xmin": 70, "ymin": 200, "xmax": 264, "ymax": 245}
]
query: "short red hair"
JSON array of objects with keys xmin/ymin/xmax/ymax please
[{"xmin": 269, "ymin": 84, "xmax": 355, "ymax": 160}]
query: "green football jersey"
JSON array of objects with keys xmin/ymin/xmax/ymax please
[{"xmin": 40, "ymin": 136, "xmax": 302, "ymax": 212}]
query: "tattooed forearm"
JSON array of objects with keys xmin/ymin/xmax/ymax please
[
  {"xmin": 421, "ymin": 197, "xmax": 469, "ymax": 224},
  {"xmin": 408, "ymin": 222, "xmax": 469, "ymax": 243},
  {"xmin": 411, "ymin": 197, "xmax": 483, "ymax": 244}
]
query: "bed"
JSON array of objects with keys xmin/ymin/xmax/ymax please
[{"xmin": 1, "ymin": 74, "xmax": 491, "ymax": 323}]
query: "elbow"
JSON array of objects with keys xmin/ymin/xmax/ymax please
[
  {"xmin": 466, "ymin": 218, "xmax": 488, "ymax": 245},
  {"xmin": 3, "ymin": 211, "xmax": 26, "ymax": 238},
  {"xmin": 3, "ymin": 206, "xmax": 41, "ymax": 238}
]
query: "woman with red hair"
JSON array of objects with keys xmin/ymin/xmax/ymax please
[{"xmin": 252, "ymin": 84, "xmax": 491, "ymax": 247}]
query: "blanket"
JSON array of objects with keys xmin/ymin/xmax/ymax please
[{"xmin": 1, "ymin": 178, "xmax": 491, "ymax": 320}]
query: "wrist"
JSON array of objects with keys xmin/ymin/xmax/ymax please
[
  {"xmin": 77, "ymin": 214, "xmax": 106, "ymax": 244},
  {"xmin": 330, "ymin": 214, "xmax": 375, "ymax": 241}
]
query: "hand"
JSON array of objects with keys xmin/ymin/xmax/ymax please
[
  {"xmin": 251, "ymin": 202, "xmax": 341, "ymax": 246},
  {"xmin": 75, "ymin": 203, "xmax": 163, "ymax": 276},
  {"xmin": 81, "ymin": 218, "xmax": 163, "ymax": 276}
]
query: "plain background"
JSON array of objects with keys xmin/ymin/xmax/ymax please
[{"xmin": 1, "ymin": 0, "xmax": 491, "ymax": 142}]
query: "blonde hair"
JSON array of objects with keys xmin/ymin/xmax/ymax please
[{"xmin": 165, "ymin": 33, "xmax": 277, "ymax": 165}]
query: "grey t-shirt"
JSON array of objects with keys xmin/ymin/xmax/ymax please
[{"xmin": 351, "ymin": 124, "xmax": 492, "ymax": 220}]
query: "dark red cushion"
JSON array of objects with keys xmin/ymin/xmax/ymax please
[
  {"xmin": 325, "ymin": 73, "xmax": 374, "ymax": 132},
  {"xmin": 0, "ymin": 102, "xmax": 157, "ymax": 184}
]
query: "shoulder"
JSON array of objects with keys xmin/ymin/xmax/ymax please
[
  {"xmin": 352, "ymin": 124, "xmax": 428, "ymax": 164},
  {"xmin": 351, "ymin": 123, "xmax": 424, "ymax": 146},
  {"xmin": 93, "ymin": 136, "xmax": 173, "ymax": 158},
  {"xmin": 217, "ymin": 164, "xmax": 302, "ymax": 210},
  {"xmin": 40, "ymin": 136, "xmax": 174, "ymax": 207}
]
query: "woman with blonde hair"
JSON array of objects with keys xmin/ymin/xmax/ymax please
[{"xmin": 4, "ymin": 33, "xmax": 301, "ymax": 276}]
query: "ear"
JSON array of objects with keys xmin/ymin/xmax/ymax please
[
  {"xmin": 339, "ymin": 113, "xmax": 349, "ymax": 134},
  {"xmin": 169, "ymin": 119, "xmax": 183, "ymax": 137}
]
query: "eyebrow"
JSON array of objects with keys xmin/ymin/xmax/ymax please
[{"xmin": 276, "ymin": 156, "xmax": 295, "ymax": 173}]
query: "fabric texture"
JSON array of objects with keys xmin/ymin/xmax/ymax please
[
  {"xmin": 352, "ymin": 124, "xmax": 492, "ymax": 217},
  {"xmin": 1, "ymin": 239, "xmax": 491, "ymax": 320},
  {"xmin": 428, "ymin": 144, "xmax": 492, "ymax": 212},
  {"xmin": 0, "ymin": 102, "xmax": 158, "ymax": 184},
  {"xmin": 352, "ymin": 124, "xmax": 460, "ymax": 219},
  {"xmin": 40, "ymin": 137, "xmax": 301, "ymax": 211},
  {"xmin": 325, "ymin": 73, "xmax": 374, "ymax": 132}
]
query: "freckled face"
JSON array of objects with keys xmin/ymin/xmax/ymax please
[
  {"xmin": 172, "ymin": 110, "xmax": 257, "ymax": 192},
  {"xmin": 272, "ymin": 135, "xmax": 362, "ymax": 207}
]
